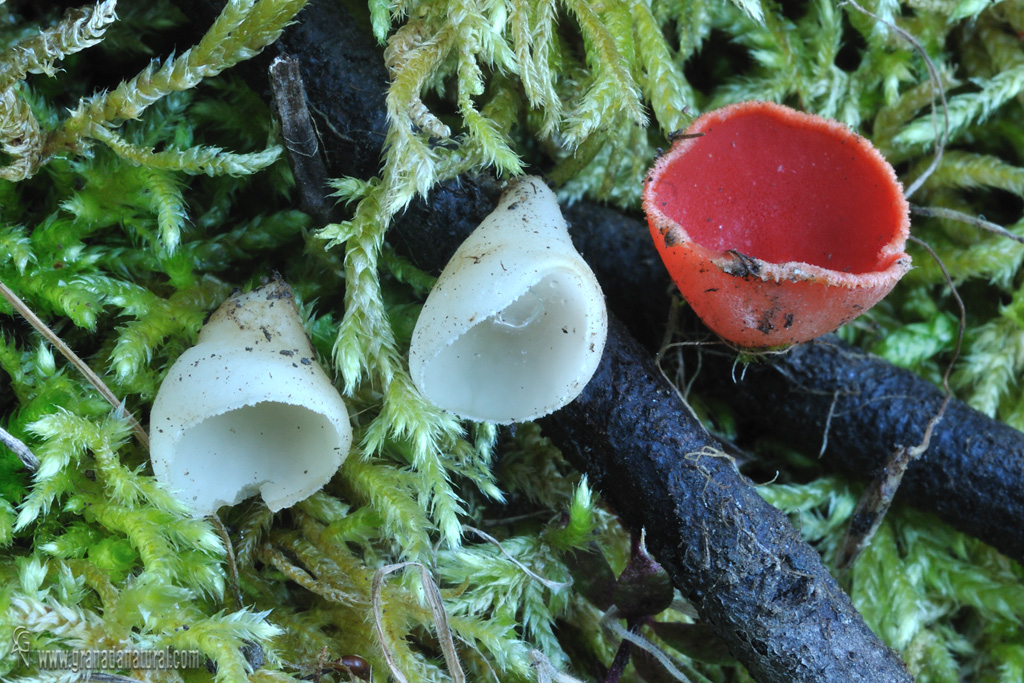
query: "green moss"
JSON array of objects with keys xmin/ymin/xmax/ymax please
[{"xmin": 3, "ymin": 0, "xmax": 1024, "ymax": 681}]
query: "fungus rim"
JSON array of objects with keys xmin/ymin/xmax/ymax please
[{"xmin": 642, "ymin": 100, "xmax": 911, "ymax": 292}]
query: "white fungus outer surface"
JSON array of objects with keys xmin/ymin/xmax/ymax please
[
  {"xmin": 150, "ymin": 280, "xmax": 352, "ymax": 517},
  {"xmin": 409, "ymin": 176, "xmax": 608, "ymax": 423}
]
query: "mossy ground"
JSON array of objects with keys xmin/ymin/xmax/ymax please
[{"xmin": 2, "ymin": 0, "xmax": 1024, "ymax": 681}]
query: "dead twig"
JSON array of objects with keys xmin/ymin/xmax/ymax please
[
  {"xmin": 371, "ymin": 562, "xmax": 465, "ymax": 683},
  {"xmin": 910, "ymin": 204, "xmax": 1024, "ymax": 245},
  {"xmin": 0, "ymin": 424, "xmax": 38, "ymax": 471},
  {"xmin": 841, "ymin": 0, "xmax": 949, "ymax": 199},
  {"xmin": 208, "ymin": 512, "xmax": 244, "ymax": 609},
  {"xmin": 836, "ymin": 236, "xmax": 966, "ymax": 569},
  {"xmin": 269, "ymin": 54, "xmax": 339, "ymax": 224},
  {"xmin": 0, "ymin": 278, "xmax": 149, "ymax": 449}
]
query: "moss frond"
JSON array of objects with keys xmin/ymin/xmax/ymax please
[
  {"xmin": 509, "ymin": 0, "xmax": 561, "ymax": 135},
  {"xmin": 728, "ymin": 0, "xmax": 765, "ymax": 24},
  {"xmin": 54, "ymin": 0, "xmax": 300, "ymax": 134},
  {"xmin": 895, "ymin": 18, "xmax": 1024, "ymax": 150},
  {"xmin": 560, "ymin": 0, "xmax": 646, "ymax": 146},
  {"xmin": 0, "ymin": 0, "xmax": 305, "ymax": 185},
  {"xmin": 0, "ymin": 224, "xmax": 34, "ymax": 274},
  {"xmin": 954, "ymin": 289, "xmax": 1024, "ymax": 426},
  {"xmin": 93, "ymin": 125, "xmax": 283, "ymax": 178},
  {"xmin": 631, "ymin": 0, "xmax": 694, "ymax": 134},
  {"xmin": 108, "ymin": 280, "xmax": 226, "ymax": 398},
  {"xmin": 339, "ymin": 455, "xmax": 434, "ymax": 562},
  {"xmin": 0, "ymin": 496, "xmax": 14, "ymax": 546},
  {"xmin": 544, "ymin": 477, "xmax": 597, "ymax": 551},
  {"xmin": 166, "ymin": 608, "xmax": 282, "ymax": 683},
  {"xmin": 763, "ymin": 478, "xmax": 1024, "ymax": 678},
  {"xmin": 439, "ymin": 534, "xmax": 574, "ymax": 669},
  {"xmin": 0, "ymin": 0, "xmax": 117, "ymax": 91},
  {"xmin": 0, "ymin": 88, "xmax": 44, "ymax": 181}
]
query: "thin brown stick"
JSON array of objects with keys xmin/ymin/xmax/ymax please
[
  {"xmin": 910, "ymin": 204, "xmax": 1024, "ymax": 245},
  {"xmin": 268, "ymin": 54, "xmax": 339, "ymax": 224},
  {"xmin": 842, "ymin": 0, "xmax": 949, "ymax": 199},
  {"xmin": 462, "ymin": 526, "xmax": 572, "ymax": 591},
  {"xmin": 0, "ymin": 278, "xmax": 149, "ymax": 449},
  {"xmin": 836, "ymin": 236, "xmax": 965, "ymax": 569},
  {"xmin": 208, "ymin": 512, "xmax": 244, "ymax": 609},
  {"xmin": 0, "ymin": 424, "xmax": 39, "ymax": 471},
  {"xmin": 371, "ymin": 562, "xmax": 465, "ymax": 683},
  {"xmin": 911, "ymin": 236, "xmax": 966, "ymax": 399}
]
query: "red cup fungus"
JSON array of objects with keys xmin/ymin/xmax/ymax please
[{"xmin": 642, "ymin": 101, "xmax": 911, "ymax": 349}]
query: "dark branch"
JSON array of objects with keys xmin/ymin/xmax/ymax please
[
  {"xmin": 388, "ymin": 176, "xmax": 911, "ymax": 681},
  {"xmin": 553, "ymin": 197, "xmax": 1024, "ymax": 566},
  {"xmin": 691, "ymin": 336, "xmax": 1024, "ymax": 563},
  {"xmin": 539, "ymin": 316, "xmax": 912, "ymax": 682}
]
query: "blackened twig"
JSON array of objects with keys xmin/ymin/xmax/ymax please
[
  {"xmin": 691, "ymin": 337, "xmax": 1024, "ymax": 562},
  {"xmin": 537, "ymin": 316, "xmax": 912, "ymax": 683},
  {"xmin": 173, "ymin": 3, "xmax": 915, "ymax": 674},
  {"xmin": 389, "ymin": 188, "xmax": 912, "ymax": 682},
  {"xmin": 551, "ymin": 200, "xmax": 1024, "ymax": 566},
  {"xmin": 603, "ymin": 617, "xmax": 640, "ymax": 683}
]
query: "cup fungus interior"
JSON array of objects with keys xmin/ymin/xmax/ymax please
[
  {"xmin": 420, "ymin": 271, "xmax": 588, "ymax": 421},
  {"xmin": 169, "ymin": 402, "xmax": 341, "ymax": 512},
  {"xmin": 653, "ymin": 104, "xmax": 906, "ymax": 274}
]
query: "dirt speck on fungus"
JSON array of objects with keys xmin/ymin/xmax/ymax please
[{"xmin": 663, "ymin": 228, "xmax": 682, "ymax": 248}]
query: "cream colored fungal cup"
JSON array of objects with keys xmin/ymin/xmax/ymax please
[
  {"xmin": 409, "ymin": 176, "xmax": 608, "ymax": 423},
  {"xmin": 150, "ymin": 280, "xmax": 351, "ymax": 516}
]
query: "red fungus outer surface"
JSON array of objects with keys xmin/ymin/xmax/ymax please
[{"xmin": 642, "ymin": 101, "xmax": 911, "ymax": 348}]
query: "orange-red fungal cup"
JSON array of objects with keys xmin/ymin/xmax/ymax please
[{"xmin": 642, "ymin": 101, "xmax": 911, "ymax": 348}]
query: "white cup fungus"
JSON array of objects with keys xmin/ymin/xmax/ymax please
[
  {"xmin": 409, "ymin": 176, "xmax": 608, "ymax": 423},
  {"xmin": 150, "ymin": 279, "xmax": 352, "ymax": 516}
]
